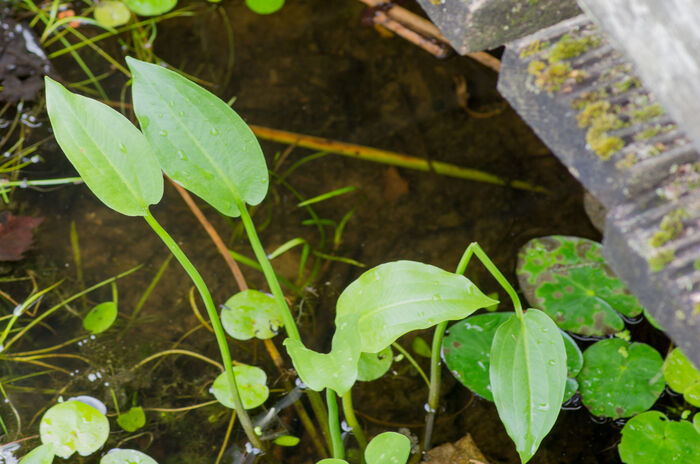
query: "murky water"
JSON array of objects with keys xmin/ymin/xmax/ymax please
[{"xmin": 0, "ymin": 1, "xmax": 631, "ymax": 463}]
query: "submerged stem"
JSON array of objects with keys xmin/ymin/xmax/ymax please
[
  {"xmin": 327, "ymin": 388, "xmax": 345, "ymax": 460},
  {"xmin": 143, "ymin": 211, "xmax": 262, "ymax": 449},
  {"xmin": 341, "ymin": 389, "xmax": 367, "ymax": 454}
]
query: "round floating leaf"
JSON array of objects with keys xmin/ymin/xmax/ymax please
[
  {"xmin": 365, "ymin": 432, "xmax": 410, "ymax": 464},
  {"xmin": 83, "ymin": 302, "xmax": 117, "ymax": 334},
  {"xmin": 357, "ymin": 346, "xmax": 393, "ymax": 382},
  {"xmin": 245, "ymin": 0, "xmax": 284, "ymax": 14},
  {"xmin": 273, "ymin": 435, "xmax": 299, "ymax": 447},
  {"xmin": 663, "ymin": 348, "xmax": 700, "ymax": 407},
  {"xmin": 442, "ymin": 312, "xmax": 512, "ymax": 401},
  {"xmin": 94, "ymin": 1, "xmax": 131, "ymax": 27},
  {"xmin": 694, "ymin": 414, "xmax": 700, "ymax": 434},
  {"xmin": 101, "ymin": 449, "xmax": 158, "ymax": 464},
  {"xmin": 490, "ymin": 310, "xmax": 567, "ymax": 463},
  {"xmin": 618, "ymin": 411, "xmax": 700, "ymax": 463},
  {"xmin": 221, "ymin": 290, "xmax": 282, "ymax": 340},
  {"xmin": 579, "ymin": 339, "xmax": 664, "ymax": 418},
  {"xmin": 19, "ymin": 444, "xmax": 54, "ymax": 464},
  {"xmin": 39, "ymin": 400, "xmax": 109, "ymax": 459},
  {"xmin": 212, "ymin": 365, "xmax": 269, "ymax": 410},
  {"xmin": 117, "ymin": 406, "xmax": 146, "ymax": 432},
  {"xmin": 316, "ymin": 460, "xmax": 349, "ymax": 464},
  {"xmin": 517, "ymin": 236, "xmax": 643, "ymax": 336},
  {"xmin": 123, "ymin": 0, "xmax": 177, "ymax": 16},
  {"xmin": 411, "ymin": 336, "xmax": 431, "ymax": 358}
]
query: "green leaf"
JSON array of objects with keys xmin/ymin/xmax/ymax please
[
  {"xmin": 273, "ymin": 435, "xmax": 300, "ymax": 447},
  {"xmin": 578, "ymin": 339, "xmax": 664, "ymax": 418},
  {"xmin": 618, "ymin": 411, "xmax": 700, "ymax": 463},
  {"xmin": 39, "ymin": 400, "xmax": 109, "ymax": 459},
  {"xmin": 245, "ymin": 0, "xmax": 285, "ymax": 15},
  {"xmin": 83, "ymin": 302, "xmax": 117, "ymax": 334},
  {"xmin": 285, "ymin": 261, "xmax": 496, "ymax": 395},
  {"xmin": 101, "ymin": 449, "xmax": 158, "ymax": 464},
  {"xmin": 694, "ymin": 413, "xmax": 700, "ymax": 435},
  {"xmin": 117, "ymin": 406, "xmax": 146, "ymax": 432},
  {"xmin": 364, "ymin": 432, "xmax": 411, "ymax": 464},
  {"xmin": 212, "ymin": 364, "xmax": 269, "ymax": 409},
  {"xmin": 316, "ymin": 460, "xmax": 349, "ymax": 464},
  {"xmin": 561, "ymin": 330, "xmax": 583, "ymax": 377},
  {"xmin": 516, "ymin": 236, "xmax": 643, "ymax": 335},
  {"xmin": 221, "ymin": 290, "xmax": 282, "ymax": 340},
  {"xmin": 411, "ymin": 336, "xmax": 431, "ymax": 358},
  {"xmin": 490, "ymin": 310, "xmax": 567, "ymax": 463},
  {"xmin": 123, "ymin": 0, "xmax": 176, "ymax": 16},
  {"xmin": 563, "ymin": 377, "xmax": 578, "ymax": 403},
  {"xmin": 19, "ymin": 444, "xmax": 54, "ymax": 464},
  {"xmin": 44, "ymin": 77, "xmax": 163, "ymax": 217},
  {"xmin": 443, "ymin": 312, "xmax": 512, "ymax": 401},
  {"xmin": 663, "ymin": 348, "xmax": 700, "ymax": 407},
  {"xmin": 127, "ymin": 57, "xmax": 268, "ymax": 217},
  {"xmin": 357, "ymin": 346, "xmax": 393, "ymax": 382},
  {"xmin": 94, "ymin": 1, "xmax": 131, "ymax": 27}
]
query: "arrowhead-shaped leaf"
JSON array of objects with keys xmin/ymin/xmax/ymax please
[
  {"xmin": 490, "ymin": 309, "xmax": 567, "ymax": 463},
  {"xmin": 127, "ymin": 57, "xmax": 268, "ymax": 217},
  {"xmin": 45, "ymin": 77, "xmax": 163, "ymax": 216}
]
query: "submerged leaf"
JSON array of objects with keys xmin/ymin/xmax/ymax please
[
  {"xmin": 94, "ymin": 1, "xmax": 131, "ymax": 27},
  {"xmin": 0, "ymin": 213, "xmax": 43, "ymax": 261},
  {"xmin": 117, "ymin": 406, "xmax": 146, "ymax": 432},
  {"xmin": 516, "ymin": 236, "xmax": 643, "ymax": 335},
  {"xmin": 364, "ymin": 432, "xmax": 410, "ymax": 464},
  {"xmin": 101, "ymin": 449, "xmax": 158, "ymax": 464},
  {"xmin": 212, "ymin": 364, "xmax": 269, "ymax": 409},
  {"xmin": 618, "ymin": 411, "xmax": 700, "ymax": 463},
  {"xmin": 45, "ymin": 77, "xmax": 163, "ymax": 216},
  {"xmin": 357, "ymin": 346, "xmax": 393, "ymax": 382},
  {"xmin": 490, "ymin": 310, "xmax": 567, "ymax": 463},
  {"xmin": 19, "ymin": 444, "xmax": 54, "ymax": 464},
  {"xmin": 663, "ymin": 348, "xmax": 700, "ymax": 407},
  {"xmin": 123, "ymin": 0, "xmax": 177, "ymax": 16},
  {"xmin": 578, "ymin": 339, "xmax": 664, "ymax": 418},
  {"xmin": 39, "ymin": 400, "xmax": 109, "ymax": 459},
  {"xmin": 83, "ymin": 302, "xmax": 118, "ymax": 334},
  {"xmin": 128, "ymin": 57, "xmax": 268, "ymax": 217},
  {"xmin": 245, "ymin": 0, "xmax": 284, "ymax": 15},
  {"xmin": 221, "ymin": 290, "xmax": 282, "ymax": 340}
]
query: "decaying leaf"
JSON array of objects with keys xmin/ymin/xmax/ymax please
[{"xmin": 0, "ymin": 212, "xmax": 43, "ymax": 261}]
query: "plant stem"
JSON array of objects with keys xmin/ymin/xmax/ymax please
[
  {"xmin": 341, "ymin": 389, "xmax": 367, "ymax": 453},
  {"xmin": 424, "ymin": 241, "xmax": 524, "ymax": 450},
  {"xmin": 143, "ymin": 211, "xmax": 262, "ymax": 449},
  {"xmin": 327, "ymin": 389, "xmax": 345, "ymax": 460}
]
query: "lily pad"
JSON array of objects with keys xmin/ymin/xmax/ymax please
[
  {"xmin": 83, "ymin": 302, "xmax": 117, "ymax": 334},
  {"xmin": 19, "ymin": 444, "xmax": 54, "ymax": 464},
  {"xmin": 578, "ymin": 339, "xmax": 664, "ymax": 418},
  {"xmin": 365, "ymin": 432, "xmax": 410, "ymax": 464},
  {"xmin": 442, "ymin": 312, "xmax": 512, "ymax": 401},
  {"xmin": 212, "ymin": 364, "xmax": 269, "ymax": 410},
  {"xmin": 123, "ymin": 0, "xmax": 177, "ymax": 16},
  {"xmin": 117, "ymin": 406, "xmax": 146, "ymax": 432},
  {"xmin": 357, "ymin": 346, "xmax": 393, "ymax": 382},
  {"xmin": 316, "ymin": 460, "xmax": 349, "ymax": 464},
  {"xmin": 101, "ymin": 449, "xmax": 158, "ymax": 464},
  {"xmin": 517, "ymin": 236, "xmax": 643, "ymax": 336},
  {"xmin": 221, "ymin": 290, "xmax": 282, "ymax": 340},
  {"xmin": 94, "ymin": 1, "xmax": 131, "ymax": 27},
  {"xmin": 618, "ymin": 411, "xmax": 700, "ymax": 463},
  {"xmin": 245, "ymin": 0, "xmax": 284, "ymax": 15},
  {"xmin": 663, "ymin": 348, "xmax": 700, "ymax": 407},
  {"xmin": 39, "ymin": 400, "xmax": 109, "ymax": 459}
]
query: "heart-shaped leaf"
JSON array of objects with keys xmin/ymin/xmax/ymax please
[
  {"xmin": 365, "ymin": 432, "xmax": 410, "ymax": 464},
  {"xmin": 19, "ymin": 444, "xmax": 54, "ymax": 464},
  {"xmin": 39, "ymin": 400, "xmax": 109, "ymax": 459},
  {"xmin": 618, "ymin": 411, "xmax": 700, "ymax": 463},
  {"xmin": 101, "ymin": 449, "xmax": 158, "ymax": 464},
  {"xmin": 578, "ymin": 339, "xmax": 664, "ymax": 418},
  {"xmin": 83, "ymin": 302, "xmax": 117, "ymax": 334},
  {"xmin": 285, "ymin": 261, "xmax": 496, "ymax": 395},
  {"xmin": 212, "ymin": 364, "xmax": 269, "ymax": 409},
  {"xmin": 123, "ymin": 0, "xmax": 177, "ymax": 16},
  {"xmin": 117, "ymin": 406, "xmax": 146, "ymax": 432},
  {"xmin": 517, "ymin": 236, "xmax": 643, "ymax": 335},
  {"xmin": 490, "ymin": 309, "xmax": 567, "ymax": 463},
  {"xmin": 221, "ymin": 290, "xmax": 282, "ymax": 340},
  {"xmin": 128, "ymin": 57, "xmax": 268, "ymax": 217},
  {"xmin": 357, "ymin": 346, "xmax": 393, "ymax": 382},
  {"xmin": 663, "ymin": 348, "xmax": 700, "ymax": 407},
  {"xmin": 45, "ymin": 78, "xmax": 163, "ymax": 217}
]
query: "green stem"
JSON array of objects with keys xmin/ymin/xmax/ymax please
[
  {"xmin": 424, "ymin": 242, "xmax": 524, "ymax": 450},
  {"xmin": 392, "ymin": 342, "xmax": 429, "ymax": 387},
  {"xmin": 327, "ymin": 389, "xmax": 344, "ymax": 460},
  {"xmin": 143, "ymin": 211, "xmax": 262, "ymax": 449},
  {"xmin": 341, "ymin": 389, "xmax": 367, "ymax": 454}
]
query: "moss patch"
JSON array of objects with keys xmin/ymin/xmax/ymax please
[
  {"xmin": 648, "ymin": 209, "xmax": 688, "ymax": 248},
  {"xmin": 649, "ymin": 249, "xmax": 674, "ymax": 272},
  {"xmin": 547, "ymin": 34, "xmax": 600, "ymax": 62}
]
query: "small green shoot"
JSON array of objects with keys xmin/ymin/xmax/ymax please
[
  {"xmin": 663, "ymin": 348, "xmax": 700, "ymax": 407},
  {"xmin": 101, "ymin": 449, "xmax": 158, "ymax": 464},
  {"xmin": 212, "ymin": 365, "xmax": 269, "ymax": 410},
  {"xmin": 411, "ymin": 336, "xmax": 431, "ymax": 358},
  {"xmin": 39, "ymin": 399, "xmax": 109, "ymax": 459},
  {"xmin": 117, "ymin": 406, "xmax": 146, "ymax": 432},
  {"xmin": 83, "ymin": 302, "xmax": 118, "ymax": 334},
  {"xmin": 618, "ymin": 411, "xmax": 700, "ymax": 463},
  {"xmin": 221, "ymin": 290, "xmax": 282, "ymax": 340}
]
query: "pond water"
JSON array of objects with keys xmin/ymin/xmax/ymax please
[{"xmin": 0, "ymin": 1, "xmax": 642, "ymax": 463}]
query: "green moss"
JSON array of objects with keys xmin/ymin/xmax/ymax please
[
  {"xmin": 520, "ymin": 40, "xmax": 549, "ymax": 58},
  {"xmin": 694, "ymin": 302, "xmax": 700, "ymax": 316},
  {"xmin": 571, "ymin": 88, "xmax": 609, "ymax": 110},
  {"xmin": 587, "ymin": 134, "xmax": 624, "ymax": 160},
  {"xmin": 634, "ymin": 126, "xmax": 661, "ymax": 141},
  {"xmin": 577, "ymin": 101, "xmax": 613, "ymax": 128},
  {"xmin": 649, "ymin": 209, "xmax": 689, "ymax": 247},
  {"xmin": 631, "ymin": 103, "xmax": 664, "ymax": 122},
  {"xmin": 534, "ymin": 62, "xmax": 572, "ymax": 92},
  {"xmin": 528, "ymin": 60, "xmax": 547, "ymax": 76},
  {"xmin": 614, "ymin": 77, "xmax": 640, "ymax": 94},
  {"xmin": 615, "ymin": 152, "xmax": 638, "ymax": 170},
  {"xmin": 693, "ymin": 259, "xmax": 700, "ymax": 271},
  {"xmin": 649, "ymin": 249, "xmax": 674, "ymax": 272},
  {"xmin": 548, "ymin": 34, "xmax": 600, "ymax": 62},
  {"xmin": 577, "ymin": 100, "xmax": 626, "ymax": 159}
]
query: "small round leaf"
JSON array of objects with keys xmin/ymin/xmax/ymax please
[
  {"xmin": 365, "ymin": 432, "xmax": 411, "ymax": 464},
  {"xmin": 19, "ymin": 444, "xmax": 54, "ymax": 464},
  {"xmin": 663, "ymin": 348, "xmax": 700, "ymax": 407},
  {"xmin": 316, "ymin": 460, "xmax": 349, "ymax": 464},
  {"xmin": 39, "ymin": 400, "xmax": 109, "ymax": 459},
  {"xmin": 221, "ymin": 290, "xmax": 282, "ymax": 340},
  {"xmin": 212, "ymin": 365, "xmax": 269, "ymax": 410},
  {"xmin": 619, "ymin": 411, "xmax": 700, "ymax": 463},
  {"xmin": 83, "ymin": 302, "xmax": 117, "ymax": 334},
  {"xmin": 273, "ymin": 435, "xmax": 300, "ymax": 447},
  {"xmin": 101, "ymin": 449, "xmax": 158, "ymax": 464},
  {"xmin": 357, "ymin": 346, "xmax": 393, "ymax": 382},
  {"xmin": 245, "ymin": 0, "xmax": 284, "ymax": 15},
  {"xmin": 117, "ymin": 406, "xmax": 146, "ymax": 432},
  {"xmin": 94, "ymin": 1, "xmax": 131, "ymax": 27},
  {"xmin": 579, "ymin": 339, "xmax": 664, "ymax": 418},
  {"xmin": 123, "ymin": 0, "xmax": 177, "ymax": 16}
]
